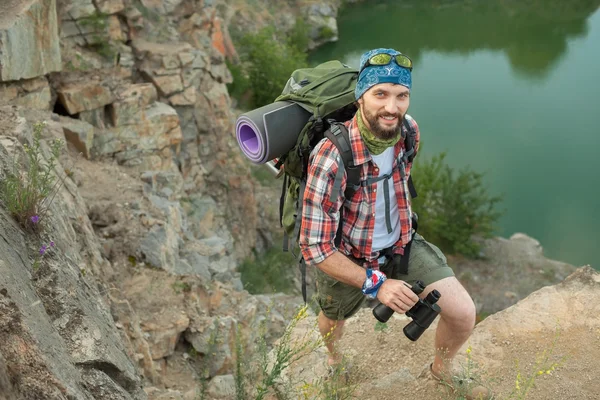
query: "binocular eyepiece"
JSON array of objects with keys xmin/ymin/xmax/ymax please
[{"xmin": 372, "ymin": 280, "xmax": 442, "ymax": 342}]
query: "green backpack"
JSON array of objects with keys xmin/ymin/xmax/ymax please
[{"xmin": 273, "ymin": 60, "xmax": 418, "ymax": 301}]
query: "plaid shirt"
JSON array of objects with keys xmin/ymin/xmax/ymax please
[{"xmin": 299, "ymin": 113, "xmax": 420, "ymax": 270}]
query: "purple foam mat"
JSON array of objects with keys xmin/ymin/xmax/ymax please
[
  {"xmin": 236, "ymin": 116, "xmax": 267, "ymax": 163},
  {"xmin": 235, "ymin": 101, "xmax": 311, "ymax": 164}
]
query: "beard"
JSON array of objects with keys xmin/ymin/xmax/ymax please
[{"xmin": 362, "ymin": 106, "xmax": 404, "ymax": 140}]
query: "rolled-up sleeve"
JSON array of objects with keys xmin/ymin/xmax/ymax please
[{"xmin": 299, "ymin": 139, "xmax": 344, "ymax": 265}]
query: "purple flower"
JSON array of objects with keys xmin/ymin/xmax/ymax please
[
  {"xmin": 50, "ymin": 241, "xmax": 55, "ymax": 247},
  {"xmin": 31, "ymin": 215, "xmax": 39, "ymax": 224},
  {"xmin": 39, "ymin": 245, "xmax": 47, "ymax": 256}
]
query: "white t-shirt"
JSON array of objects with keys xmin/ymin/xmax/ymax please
[{"xmin": 370, "ymin": 147, "xmax": 401, "ymax": 251}]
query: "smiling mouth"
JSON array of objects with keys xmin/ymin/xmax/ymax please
[{"xmin": 379, "ymin": 115, "xmax": 398, "ymax": 123}]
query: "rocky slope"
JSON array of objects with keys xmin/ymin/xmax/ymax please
[
  {"xmin": 0, "ymin": 1, "xmax": 593, "ymax": 399},
  {"xmin": 0, "ymin": 0, "xmax": 315, "ymax": 398},
  {"xmin": 280, "ymin": 267, "xmax": 600, "ymax": 400}
]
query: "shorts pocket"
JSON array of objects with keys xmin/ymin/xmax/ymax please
[
  {"xmin": 317, "ymin": 290, "xmax": 345, "ymax": 320},
  {"xmin": 410, "ymin": 234, "xmax": 448, "ymax": 268}
]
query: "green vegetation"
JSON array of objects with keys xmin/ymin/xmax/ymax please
[
  {"xmin": 437, "ymin": 345, "xmax": 493, "ymax": 399},
  {"xmin": 318, "ymin": 25, "xmax": 336, "ymax": 41},
  {"xmin": 78, "ymin": 11, "xmax": 108, "ymax": 31},
  {"xmin": 234, "ymin": 304, "xmax": 356, "ymax": 400},
  {"xmin": 182, "ymin": 304, "xmax": 354, "ymax": 399},
  {"xmin": 87, "ymin": 40, "xmax": 118, "ymax": 62},
  {"xmin": 410, "ymin": 152, "xmax": 503, "ymax": 258},
  {"xmin": 227, "ymin": 20, "xmax": 310, "ymax": 109},
  {"xmin": 374, "ymin": 321, "xmax": 389, "ymax": 332},
  {"xmin": 65, "ymin": 52, "xmax": 95, "ymax": 71},
  {"xmin": 75, "ymin": 11, "xmax": 119, "ymax": 63},
  {"xmin": 238, "ymin": 246, "xmax": 297, "ymax": 294},
  {"xmin": 506, "ymin": 326, "xmax": 566, "ymax": 399},
  {"xmin": 0, "ymin": 122, "xmax": 64, "ymax": 232},
  {"xmin": 172, "ymin": 280, "xmax": 192, "ymax": 294}
]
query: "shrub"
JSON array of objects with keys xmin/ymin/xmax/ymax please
[
  {"xmin": 0, "ymin": 122, "xmax": 64, "ymax": 232},
  {"xmin": 410, "ymin": 152, "xmax": 503, "ymax": 257},
  {"xmin": 287, "ymin": 18, "xmax": 311, "ymax": 53},
  {"xmin": 234, "ymin": 304, "xmax": 355, "ymax": 400},
  {"xmin": 238, "ymin": 246, "xmax": 297, "ymax": 294},
  {"xmin": 318, "ymin": 25, "xmax": 336, "ymax": 41},
  {"xmin": 227, "ymin": 20, "xmax": 309, "ymax": 109}
]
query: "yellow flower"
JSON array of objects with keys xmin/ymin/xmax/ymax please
[
  {"xmin": 294, "ymin": 305, "xmax": 309, "ymax": 321},
  {"xmin": 466, "ymin": 346, "xmax": 472, "ymax": 355}
]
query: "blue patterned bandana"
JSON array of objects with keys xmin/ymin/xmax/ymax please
[{"xmin": 355, "ymin": 48, "xmax": 412, "ymax": 100}]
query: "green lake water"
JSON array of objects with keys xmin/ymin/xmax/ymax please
[{"xmin": 310, "ymin": 0, "xmax": 600, "ymax": 269}]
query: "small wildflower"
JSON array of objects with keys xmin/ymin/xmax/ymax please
[
  {"xmin": 50, "ymin": 241, "xmax": 55, "ymax": 247},
  {"xmin": 466, "ymin": 346, "xmax": 472, "ymax": 355},
  {"xmin": 295, "ymin": 305, "xmax": 309, "ymax": 320},
  {"xmin": 31, "ymin": 215, "xmax": 39, "ymax": 224},
  {"xmin": 39, "ymin": 245, "xmax": 47, "ymax": 255}
]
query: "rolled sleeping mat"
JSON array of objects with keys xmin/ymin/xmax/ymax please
[{"xmin": 235, "ymin": 101, "xmax": 312, "ymax": 164}]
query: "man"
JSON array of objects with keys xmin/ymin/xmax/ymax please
[{"xmin": 298, "ymin": 48, "xmax": 490, "ymax": 399}]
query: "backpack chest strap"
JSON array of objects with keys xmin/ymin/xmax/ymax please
[{"xmin": 363, "ymin": 172, "xmax": 395, "ymax": 234}]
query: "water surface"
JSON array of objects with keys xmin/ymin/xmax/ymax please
[{"xmin": 311, "ymin": 1, "xmax": 600, "ymax": 269}]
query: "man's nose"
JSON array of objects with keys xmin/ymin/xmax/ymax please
[{"xmin": 384, "ymin": 98, "xmax": 399, "ymax": 114}]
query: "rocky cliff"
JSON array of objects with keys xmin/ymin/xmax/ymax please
[
  {"xmin": 0, "ymin": 0, "xmax": 316, "ymax": 398},
  {"xmin": 0, "ymin": 1, "xmax": 593, "ymax": 399}
]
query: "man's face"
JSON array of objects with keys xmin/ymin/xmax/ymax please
[{"xmin": 358, "ymin": 83, "xmax": 410, "ymax": 140}]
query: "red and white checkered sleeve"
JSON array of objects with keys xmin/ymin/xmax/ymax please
[{"xmin": 299, "ymin": 139, "xmax": 345, "ymax": 266}]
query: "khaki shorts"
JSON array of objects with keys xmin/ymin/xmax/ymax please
[{"xmin": 315, "ymin": 233, "xmax": 455, "ymax": 321}]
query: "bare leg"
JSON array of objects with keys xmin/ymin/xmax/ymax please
[
  {"xmin": 318, "ymin": 311, "xmax": 346, "ymax": 366},
  {"xmin": 422, "ymin": 277, "xmax": 476, "ymax": 375}
]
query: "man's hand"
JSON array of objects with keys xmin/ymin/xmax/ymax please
[{"xmin": 376, "ymin": 279, "xmax": 419, "ymax": 314}]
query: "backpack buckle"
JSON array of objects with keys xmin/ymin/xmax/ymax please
[{"xmin": 329, "ymin": 123, "xmax": 342, "ymax": 137}]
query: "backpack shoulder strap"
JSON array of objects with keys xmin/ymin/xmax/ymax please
[
  {"xmin": 402, "ymin": 118, "xmax": 417, "ymax": 163},
  {"xmin": 402, "ymin": 118, "xmax": 418, "ymax": 199},
  {"xmin": 324, "ymin": 122, "xmax": 361, "ymax": 249},
  {"xmin": 324, "ymin": 122, "xmax": 361, "ymax": 200}
]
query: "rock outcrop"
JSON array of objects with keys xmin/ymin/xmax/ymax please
[
  {"xmin": 452, "ymin": 232, "xmax": 578, "ymax": 315},
  {"xmin": 0, "ymin": 0, "xmax": 61, "ymax": 81},
  {"xmin": 218, "ymin": 0, "xmax": 342, "ymax": 50},
  {"xmin": 0, "ymin": 109, "xmax": 145, "ymax": 399}
]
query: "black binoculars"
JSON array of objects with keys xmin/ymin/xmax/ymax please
[{"xmin": 372, "ymin": 280, "xmax": 442, "ymax": 341}]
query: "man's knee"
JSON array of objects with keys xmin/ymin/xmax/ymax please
[
  {"xmin": 447, "ymin": 295, "xmax": 476, "ymax": 329},
  {"xmin": 430, "ymin": 278, "xmax": 476, "ymax": 329}
]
